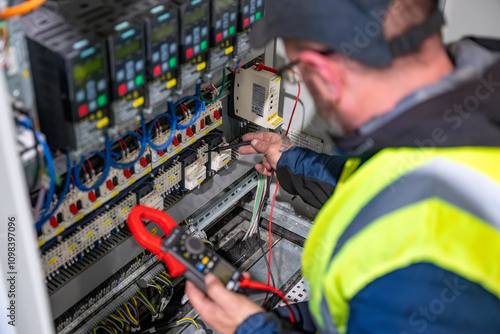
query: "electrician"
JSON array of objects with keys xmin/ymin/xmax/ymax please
[{"xmin": 186, "ymin": 0, "xmax": 500, "ymax": 333}]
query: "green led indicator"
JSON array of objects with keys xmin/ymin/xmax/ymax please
[
  {"xmin": 200, "ymin": 40, "xmax": 208, "ymax": 51},
  {"xmin": 256, "ymin": 11, "xmax": 262, "ymax": 20},
  {"xmin": 97, "ymin": 94, "xmax": 107, "ymax": 107},
  {"xmin": 135, "ymin": 74, "xmax": 144, "ymax": 87},
  {"xmin": 169, "ymin": 57, "xmax": 177, "ymax": 68},
  {"xmin": 229, "ymin": 26, "xmax": 235, "ymax": 36}
]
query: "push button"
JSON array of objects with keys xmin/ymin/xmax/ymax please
[
  {"xmin": 124, "ymin": 169, "xmax": 132, "ymax": 179},
  {"xmin": 78, "ymin": 104, "xmax": 88, "ymax": 118},
  {"xmin": 70, "ymin": 203, "xmax": 78, "ymax": 215},
  {"xmin": 49, "ymin": 216, "xmax": 59, "ymax": 228},
  {"xmin": 118, "ymin": 83, "xmax": 127, "ymax": 96},
  {"xmin": 172, "ymin": 136, "xmax": 180, "ymax": 147},
  {"xmin": 214, "ymin": 109, "xmax": 221, "ymax": 120},
  {"xmin": 89, "ymin": 191, "xmax": 97, "ymax": 203},
  {"xmin": 154, "ymin": 65, "xmax": 161, "ymax": 77}
]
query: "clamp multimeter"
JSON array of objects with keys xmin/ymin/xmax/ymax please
[{"xmin": 127, "ymin": 205, "xmax": 241, "ymax": 292}]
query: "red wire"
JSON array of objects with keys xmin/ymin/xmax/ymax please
[
  {"xmin": 118, "ymin": 139, "xmax": 124, "ymax": 152},
  {"xmin": 86, "ymin": 158, "xmax": 93, "ymax": 171},
  {"xmin": 121, "ymin": 138, "xmax": 128, "ymax": 149},
  {"xmin": 180, "ymin": 103, "xmax": 188, "ymax": 115},
  {"xmin": 262, "ymin": 77, "xmax": 301, "ymax": 306},
  {"xmin": 240, "ymin": 278, "xmax": 295, "ymax": 324}
]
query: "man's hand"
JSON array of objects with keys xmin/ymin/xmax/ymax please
[
  {"xmin": 186, "ymin": 274, "xmax": 264, "ymax": 334},
  {"xmin": 238, "ymin": 132, "xmax": 294, "ymax": 176}
]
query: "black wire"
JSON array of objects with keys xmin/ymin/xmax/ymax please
[{"xmin": 255, "ymin": 175, "xmax": 277, "ymax": 289}]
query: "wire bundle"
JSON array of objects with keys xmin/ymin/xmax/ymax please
[
  {"xmin": 92, "ymin": 272, "xmax": 175, "ymax": 334},
  {"xmin": 243, "ymin": 173, "xmax": 268, "ymax": 240},
  {"xmin": 197, "ymin": 69, "xmax": 227, "ymax": 105},
  {"xmin": 23, "ymin": 95, "xmax": 205, "ymax": 231}
]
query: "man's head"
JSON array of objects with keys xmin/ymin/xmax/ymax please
[{"xmin": 252, "ymin": 0, "xmax": 454, "ymax": 136}]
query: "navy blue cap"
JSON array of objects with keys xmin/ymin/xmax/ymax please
[{"xmin": 250, "ymin": 0, "xmax": 444, "ymax": 67}]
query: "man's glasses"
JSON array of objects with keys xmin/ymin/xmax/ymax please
[{"xmin": 276, "ymin": 49, "xmax": 336, "ymax": 84}]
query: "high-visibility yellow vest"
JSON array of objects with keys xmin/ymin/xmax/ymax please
[{"xmin": 302, "ymin": 147, "xmax": 500, "ymax": 334}]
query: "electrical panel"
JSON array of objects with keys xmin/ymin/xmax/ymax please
[
  {"xmin": 1, "ymin": 0, "xmax": 316, "ymax": 333},
  {"xmin": 25, "ymin": 20, "xmax": 111, "ymax": 151},
  {"xmin": 145, "ymin": 3, "xmax": 180, "ymax": 117},
  {"xmin": 235, "ymin": 0, "xmax": 265, "ymax": 57},
  {"xmin": 234, "ymin": 66, "xmax": 283, "ymax": 129}
]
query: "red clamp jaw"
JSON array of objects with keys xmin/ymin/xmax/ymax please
[{"xmin": 127, "ymin": 205, "xmax": 187, "ymax": 277}]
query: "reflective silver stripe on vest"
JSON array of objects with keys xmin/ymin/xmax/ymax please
[
  {"xmin": 329, "ymin": 157, "xmax": 500, "ymax": 261},
  {"xmin": 312, "ymin": 297, "xmax": 340, "ymax": 334}
]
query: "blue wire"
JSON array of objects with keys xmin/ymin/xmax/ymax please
[
  {"xmin": 14, "ymin": 117, "xmax": 57, "ymax": 228},
  {"xmin": 147, "ymin": 102, "xmax": 177, "ymax": 152},
  {"xmin": 35, "ymin": 131, "xmax": 56, "ymax": 220},
  {"xmin": 35, "ymin": 152, "xmax": 73, "ymax": 231},
  {"xmin": 73, "ymin": 135, "xmax": 111, "ymax": 192},
  {"xmin": 110, "ymin": 116, "xmax": 147, "ymax": 170},
  {"xmin": 175, "ymin": 96, "xmax": 205, "ymax": 130}
]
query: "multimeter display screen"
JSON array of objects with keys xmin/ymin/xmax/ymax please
[
  {"xmin": 152, "ymin": 23, "xmax": 175, "ymax": 42},
  {"xmin": 185, "ymin": 7, "xmax": 206, "ymax": 26},
  {"xmin": 73, "ymin": 58, "xmax": 103, "ymax": 81},
  {"xmin": 215, "ymin": 0, "xmax": 234, "ymax": 11},
  {"xmin": 213, "ymin": 261, "xmax": 233, "ymax": 284},
  {"xmin": 115, "ymin": 40, "xmax": 141, "ymax": 60}
]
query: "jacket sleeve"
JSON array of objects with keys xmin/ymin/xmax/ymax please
[
  {"xmin": 276, "ymin": 147, "xmax": 347, "ymax": 209},
  {"xmin": 235, "ymin": 312, "xmax": 304, "ymax": 334}
]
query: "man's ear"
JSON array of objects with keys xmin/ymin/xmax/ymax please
[{"xmin": 299, "ymin": 50, "xmax": 343, "ymax": 100}]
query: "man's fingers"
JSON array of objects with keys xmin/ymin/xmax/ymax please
[
  {"xmin": 185, "ymin": 281, "xmax": 217, "ymax": 317},
  {"xmin": 205, "ymin": 274, "xmax": 236, "ymax": 304},
  {"xmin": 242, "ymin": 132, "xmax": 273, "ymax": 142},
  {"xmin": 243, "ymin": 131, "xmax": 281, "ymax": 143},
  {"xmin": 251, "ymin": 139, "xmax": 271, "ymax": 154},
  {"xmin": 238, "ymin": 145, "xmax": 259, "ymax": 155},
  {"xmin": 262, "ymin": 157, "xmax": 272, "ymax": 171},
  {"xmin": 255, "ymin": 164, "xmax": 272, "ymax": 176}
]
